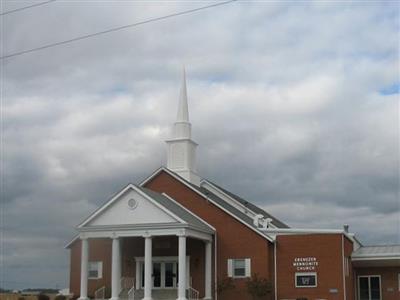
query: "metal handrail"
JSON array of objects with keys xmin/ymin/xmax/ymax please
[
  {"xmin": 187, "ymin": 286, "xmax": 199, "ymax": 300},
  {"xmin": 121, "ymin": 277, "xmax": 135, "ymax": 290},
  {"xmin": 127, "ymin": 285, "xmax": 135, "ymax": 300},
  {"xmin": 94, "ymin": 286, "xmax": 105, "ymax": 300}
]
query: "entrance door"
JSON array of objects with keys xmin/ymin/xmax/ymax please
[
  {"xmin": 165, "ymin": 262, "xmax": 177, "ymax": 288},
  {"xmin": 358, "ymin": 276, "xmax": 381, "ymax": 300},
  {"xmin": 153, "ymin": 263, "xmax": 162, "ymax": 288},
  {"xmin": 139, "ymin": 261, "xmax": 178, "ymax": 289}
]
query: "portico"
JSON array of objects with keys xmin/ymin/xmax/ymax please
[{"xmin": 76, "ymin": 184, "xmax": 214, "ymax": 300}]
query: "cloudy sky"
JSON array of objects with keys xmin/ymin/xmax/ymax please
[{"xmin": 1, "ymin": 0, "xmax": 399, "ymax": 290}]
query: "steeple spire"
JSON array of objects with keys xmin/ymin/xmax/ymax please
[
  {"xmin": 176, "ymin": 67, "xmax": 189, "ymax": 122},
  {"xmin": 165, "ymin": 68, "xmax": 200, "ymax": 186}
]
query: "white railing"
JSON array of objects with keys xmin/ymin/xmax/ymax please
[
  {"xmin": 94, "ymin": 286, "xmax": 105, "ymax": 300},
  {"xmin": 121, "ymin": 277, "xmax": 135, "ymax": 290},
  {"xmin": 186, "ymin": 287, "xmax": 199, "ymax": 300},
  {"xmin": 127, "ymin": 286, "xmax": 135, "ymax": 300}
]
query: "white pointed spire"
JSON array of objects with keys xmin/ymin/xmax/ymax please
[
  {"xmin": 176, "ymin": 67, "xmax": 189, "ymax": 122},
  {"xmin": 165, "ymin": 68, "xmax": 201, "ymax": 186}
]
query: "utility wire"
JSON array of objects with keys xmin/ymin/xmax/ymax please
[
  {"xmin": 0, "ymin": 0, "xmax": 237, "ymax": 60},
  {"xmin": 0, "ymin": 0, "xmax": 57, "ymax": 16}
]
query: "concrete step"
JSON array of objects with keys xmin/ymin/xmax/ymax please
[{"xmin": 119, "ymin": 289, "xmax": 178, "ymax": 300}]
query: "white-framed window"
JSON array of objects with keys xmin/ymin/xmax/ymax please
[
  {"xmin": 227, "ymin": 258, "xmax": 251, "ymax": 278},
  {"xmin": 88, "ymin": 261, "xmax": 103, "ymax": 279},
  {"xmin": 295, "ymin": 272, "xmax": 317, "ymax": 288},
  {"xmin": 357, "ymin": 275, "xmax": 381, "ymax": 300}
]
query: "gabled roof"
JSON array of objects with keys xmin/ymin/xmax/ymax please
[
  {"xmin": 352, "ymin": 245, "xmax": 400, "ymax": 258},
  {"xmin": 138, "ymin": 187, "xmax": 215, "ymax": 233},
  {"xmin": 201, "ymin": 179, "xmax": 289, "ymax": 228},
  {"xmin": 141, "ymin": 167, "xmax": 284, "ymax": 242},
  {"xmin": 77, "ymin": 183, "xmax": 214, "ymax": 234}
]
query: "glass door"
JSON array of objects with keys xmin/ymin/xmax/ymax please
[
  {"xmin": 358, "ymin": 276, "xmax": 381, "ymax": 300},
  {"xmin": 165, "ymin": 262, "xmax": 176, "ymax": 288},
  {"xmin": 153, "ymin": 263, "xmax": 161, "ymax": 288},
  {"xmin": 140, "ymin": 261, "xmax": 178, "ymax": 289}
]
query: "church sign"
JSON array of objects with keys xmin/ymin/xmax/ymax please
[{"xmin": 292, "ymin": 257, "xmax": 319, "ymax": 271}]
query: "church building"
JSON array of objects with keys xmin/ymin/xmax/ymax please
[{"xmin": 66, "ymin": 70, "xmax": 400, "ymax": 300}]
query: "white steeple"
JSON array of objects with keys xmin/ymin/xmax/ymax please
[
  {"xmin": 166, "ymin": 68, "xmax": 200, "ymax": 186},
  {"xmin": 176, "ymin": 67, "xmax": 189, "ymax": 123}
]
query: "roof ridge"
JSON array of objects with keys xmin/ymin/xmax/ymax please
[{"xmin": 202, "ymin": 179, "xmax": 289, "ymax": 228}]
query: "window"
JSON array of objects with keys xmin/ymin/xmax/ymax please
[
  {"xmin": 88, "ymin": 261, "xmax": 103, "ymax": 279},
  {"xmin": 358, "ymin": 276, "xmax": 381, "ymax": 300},
  {"xmin": 295, "ymin": 272, "xmax": 317, "ymax": 288},
  {"xmin": 227, "ymin": 259, "xmax": 251, "ymax": 278}
]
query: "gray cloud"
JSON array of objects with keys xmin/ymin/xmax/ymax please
[{"xmin": 2, "ymin": 0, "xmax": 399, "ymax": 290}]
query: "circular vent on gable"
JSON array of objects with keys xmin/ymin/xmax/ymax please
[{"xmin": 127, "ymin": 198, "xmax": 138, "ymax": 210}]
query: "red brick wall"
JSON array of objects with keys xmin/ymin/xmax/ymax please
[
  {"xmin": 344, "ymin": 237, "xmax": 354, "ymax": 300},
  {"xmin": 145, "ymin": 170, "xmax": 273, "ymax": 300},
  {"xmin": 354, "ymin": 267, "xmax": 400, "ymax": 300},
  {"xmin": 276, "ymin": 233, "xmax": 351, "ymax": 300},
  {"xmin": 69, "ymin": 238, "xmax": 112, "ymax": 297}
]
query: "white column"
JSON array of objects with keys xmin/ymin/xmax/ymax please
[
  {"xmin": 79, "ymin": 238, "xmax": 89, "ymax": 300},
  {"xmin": 143, "ymin": 235, "xmax": 153, "ymax": 300},
  {"xmin": 111, "ymin": 237, "xmax": 121, "ymax": 300},
  {"xmin": 177, "ymin": 235, "xmax": 187, "ymax": 300},
  {"xmin": 204, "ymin": 241, "xmax": 212, "ymax": 300}
]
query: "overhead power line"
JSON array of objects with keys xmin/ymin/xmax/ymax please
[
  {"xmin": 0, "ymin": 0, "xmax": 237, "ymax": 60},
  {"xmin": 0, "ymin": 0, "xmax": 56, "ymax": 16}
]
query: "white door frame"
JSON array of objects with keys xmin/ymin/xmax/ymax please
[{"xmin": 135, "ymin": 256, "xmax": 190, "ymax": 289}]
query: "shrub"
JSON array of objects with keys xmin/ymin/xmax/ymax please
[
  {"xmin": 38, "ymin": 294, "xmax": 50, "ymax": 300},
  {"xmin": 104, "ymin": 287, "xmax": 111, "ymax": 299},
  {"xmin": 55, "ymin": 295, "xmax": 66, "ymax": 300},
  {"xmin": 246, "ymin": 274, "xmax": 273, "ymax": 300},
  {"xmin": 216, "ymin": 277, "xmax": 235, "ymax": 295}
]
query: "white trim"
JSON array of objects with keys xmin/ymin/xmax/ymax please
[
  {"xmin": 357, "ymin": 275, "xmax": 382, "ymax": 300},
  {"xmin": 342, "ymin": 235, "xmax": 347, "ymax": 300},
  {"xmin": 79, "ymin": 228, "xmax": 186, "ymax": 239},
  {"xmin": 140, "ymin": 167, "xmax": 274, "ymax": 242},
  {"xmin": 78, "ymin": 184, "xmax": 187, "ymax": 228},
  {"xmin": 352, "ymin": 256, "xmax": 400, "ymax": 261},
  {"xmin": 64, "ymin": 234, "xmax": 79, "ymax": 249},
  {"xmin": 200, "ymin": 180, "xmax": 278, "ymax": 228},
  {"xmin": 214, "ymin": 235, "xmax": 218, "ymax": 300},
  {"xmin": 185, "ymin": 228, "xmax": 213, "ymax": 242},
  {"xmin": 162, "ymin": 192, "xmax": 216, "ymax": 231},
  {"xmin": 274, "ymin": 242, "xmax": 277, "ymax": 300},
  {"xmin": 295, "ymin": 272, "xmax": 317, "ymax": 288},
  {"xmin": 134, "ymin": 256, "xmax": 190, "ymax": 289},
  {"xmin": 78, "ymin": 183, "xmax": 133, "ymax": 228},
  {"xmin": 78, "ymin": 227, "xmax": 212, "ymax": 241},
  {"xmin": 265, "ymin": 228, "xmax": 355, "ymax": 241},
  {"xmin": 245, "ymin": 258, "xmax": 251, "ymax": 277},
  {"xmin": 88, "ymin": 261, "xmax": 103, "ymax": 280},
  {"xmin": 135, "ymin": 187, "xmax": 188, "ymax": 224},
  {"xmin": 227, "ymin": 259, "xmax": 233, "ymax": 277},
  {"xmin": 140, "ymin": 166, "xmax": 166, "ymax": 186},
  {"xmin": 227, "ymin": 258, "xmax": 251, "ymax": 279}
]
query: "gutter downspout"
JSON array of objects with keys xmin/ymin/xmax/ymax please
[
  {"xmin": 342, "ymin": 235, "xmax": 347, "ymax": 300},
  {"xmin": 214, "ymin": 233, "xmax": 218, "ymax": 300},
  {"xmin": 274, "ymin": 240, "xmax": 277, "ymax": 300}
]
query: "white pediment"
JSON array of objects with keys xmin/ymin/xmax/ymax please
[{"xmin": 83, "ymin": 186, "xmax": 179, "ymax": 227}]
